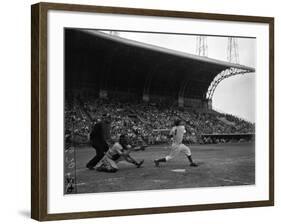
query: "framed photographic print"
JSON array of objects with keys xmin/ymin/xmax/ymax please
[{"xmin": 31, "ymin": 2, "xmax": 274, "ymax": 221}]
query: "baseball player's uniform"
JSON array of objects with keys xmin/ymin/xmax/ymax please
[
  {"xmin": 94, "ymin": 142, "xmax": 123, "ymax": 172},
  {"xmin": 165, "ymin": 125, "xmax": 191, "ymax": 161},
  {"xmin": 154, "ymin": 123, "xmax": 197, "ymax": 167},
  {"xmin": 95, "ymin": 142, "xmax": 144, "ymax": 172}
]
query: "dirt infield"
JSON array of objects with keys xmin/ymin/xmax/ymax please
[{"xmin": 71, "ymin": 142, "xmax": 255, "ymax": 194}]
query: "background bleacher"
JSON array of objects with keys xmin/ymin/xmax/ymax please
[{"xmin": 65, "ymin": 95, "xmax": 255, "ymax": 146}]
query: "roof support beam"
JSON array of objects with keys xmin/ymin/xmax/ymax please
[
  {"xmin": 206, "ymin": 67, "xmax": 253, "ymax": 100},
  {"xmin": 142, "ymin": 63, "xmax": 161, "ymax": 102},
  {"xmin": 99, "ymin": 47, "xmax": 119, "ymax": 98}
]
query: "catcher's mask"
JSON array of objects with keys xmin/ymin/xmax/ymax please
[{"xmin": 119, "ymin": 134, "xmax": 128, "ymax": 148}]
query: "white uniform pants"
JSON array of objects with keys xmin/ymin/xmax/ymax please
[{"xmin": 165, "ymin": 143, "xmax": 191, "ymax": 161}]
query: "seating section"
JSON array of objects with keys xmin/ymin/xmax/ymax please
[{"xmin": 65, "ymin": 95, "xmax": 255, "ymax": 145}]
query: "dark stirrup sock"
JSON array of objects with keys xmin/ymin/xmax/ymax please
[
  {"xmin": 187, "ymin": 155, "xmax": 194, "ymax": 163},
  {"xmin": 157, "ymin": 158, "xmax": 167, "ymax": 163}
]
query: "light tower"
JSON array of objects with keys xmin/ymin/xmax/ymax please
[
  {"xmin": 227, "ymin": 37, "xmax": 239, "ymax": 64},
  {"xmin": 206, "ymin": 37, "xmax": 245, "ymax": 102},
  {"xmin": 196, "ymin": 36, "xmax": 208, "ymax": 57}
]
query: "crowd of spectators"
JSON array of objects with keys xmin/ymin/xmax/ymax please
[{"xmin": 65, "ymin": 94, "xmax": 255, "ymax": 145}]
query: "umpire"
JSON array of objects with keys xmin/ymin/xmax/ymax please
[{"xmin": 86, "ymin": 114, "xmax": 111, "ymax": 170}]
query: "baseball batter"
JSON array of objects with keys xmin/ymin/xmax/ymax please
[{"xmin": 154, "ymin": 119, "xmax": 198, "ymax": 167}]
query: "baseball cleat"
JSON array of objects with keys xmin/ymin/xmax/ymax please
[
  {"xmin": 86, "ymin": 164, "xmax": 95, "ymax": 170},
  {"xmin": 137, "ymin": 160, "xmax": 144, "ymax": 168},
  {"xmin": 154, "ymin": 160, "xmax": 160, "ymax": 167},
  {"xmin": 190, "ymin": 163, "xmax": 198, "ymax": 167}
]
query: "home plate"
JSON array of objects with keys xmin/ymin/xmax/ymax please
[{"xmin": 171, "ymin": 169, "xmax": 186, "ymax": 173}]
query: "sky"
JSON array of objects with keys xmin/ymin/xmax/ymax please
[{"xmin": 101, "ymin": 30, "xmax": 256, "ymax": 123}]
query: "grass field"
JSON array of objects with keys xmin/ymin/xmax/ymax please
[{"xmin": 72, "ymin": 142, "xmax": 255, "ymax": 194}]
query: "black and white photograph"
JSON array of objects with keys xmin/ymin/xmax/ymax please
[{"xmin": 64, "ymin": 28, "xmax": 256, "ymax": 194}]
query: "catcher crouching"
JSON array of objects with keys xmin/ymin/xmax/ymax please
[{"xmin": 94, "ymin": 134, "xmax": 144, "ymax": 172}]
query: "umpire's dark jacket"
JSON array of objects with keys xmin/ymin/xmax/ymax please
[{"xmin": 90, "ymin": 121, "xmax": 110, "ymax": 153}]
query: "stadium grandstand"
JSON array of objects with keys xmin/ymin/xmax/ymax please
[{"xmin": 64, "ymin": 29, "xmax": 255, "ymax": 146}]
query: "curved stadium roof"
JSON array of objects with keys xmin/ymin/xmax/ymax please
[{"xmin": 65, "ymin": 29, "xmax": 255, "ymax": 100}]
